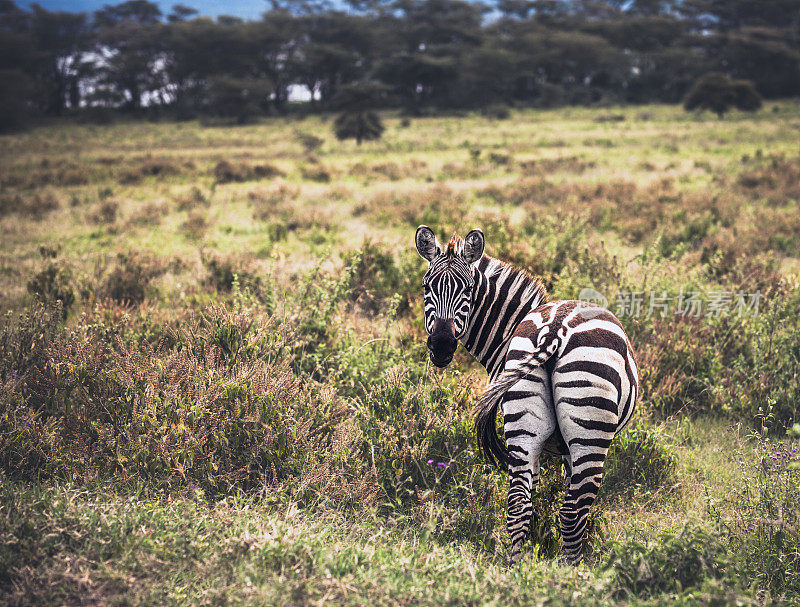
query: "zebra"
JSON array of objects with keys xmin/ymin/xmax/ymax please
[{"xmin": 414, "ymin": 225, "xmax": 638, "ymax": 565}]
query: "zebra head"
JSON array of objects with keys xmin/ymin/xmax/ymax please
[{"xmin": 415, "ymin": 225, "xmax": 485, "ymax": 368}]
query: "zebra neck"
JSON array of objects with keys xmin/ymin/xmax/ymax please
[{"xmin": 461, "ymin": 256, "xmax": 547, "ymax": 378}]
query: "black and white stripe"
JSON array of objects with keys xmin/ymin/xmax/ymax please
[{"xmin": 415, "ymin": 225, "xmax": 638, "ymax": 565}]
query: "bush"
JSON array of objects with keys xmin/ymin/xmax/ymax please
[
  {"xmin": 212, "ymin": 160, "xmax": 284, "ymax": 184},
  {"xmin": 26, "ymin": 248, "xmax": 74, "ymax": 318},
  {"xmin": 481, "ymin": 104, "xmax": 511, "ymax": 120},
  {"xmin": 0, "ymin": 192, "xmax": 61, "ymax": 219},
  {"xmin": 684, "ymin": 73, "xmax": 762, "ymax": 118},
  {"xmin": 201, "ymin": 253, "xmax": 267, "ymax": 305},
  {"xmin": 602, "ymin": 424, "xmax": 678, "ymax": 498},
  {"xmin": 0, "ymin": 303, "xmax": 376, "ymax": 502},
  {"xmin": 180, "ymin": 210, "xmax": 208, "ymax": 240},
  {"xmin": 340, "ymin": 241, "xmax": 421, "ymax": 315},
  {"xmin": 174, "ymin": 186, "xmax": 209, "ymax": 211},
  {"xmin": 708, "ymin": 433, "xmax": 800, "ymax": 598},
  {"xmin": 101, "ymin": 251, "xmax": 167, "ymax": 305},
  {"xmin": 296, "ymin": 131, "xmax": 325, "ymax": 152},
  {"xmin": 605, "ymin": 526, "xmax": 745, "ymax": 600},
  {"xmin": 300, "ymin": 164, "xmax": 332, "ymax": 183},
  {"xmin": 126, "ymin": 202, "xmax": 167, "ymax": 227},
  {"xmin": 118, "ymin": 156, "xmax": 181, "ymax": 184},
  {"xmin": 90, "ymin": 199, "xmax": 118, "ymax": 224}
]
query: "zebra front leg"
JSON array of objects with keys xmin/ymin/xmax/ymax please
[{"xmin": 507, "ymin": 456, "xmax": 539, "ymax": 565}]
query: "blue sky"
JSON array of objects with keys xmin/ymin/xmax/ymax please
[{"xmin": 19, "ymin": 1, "xmax": 274, "ymax": 20}]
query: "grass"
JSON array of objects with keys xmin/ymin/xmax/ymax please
[{"xmin": 1, "ymin": 103, "xmax": 800, "ymax": 604}]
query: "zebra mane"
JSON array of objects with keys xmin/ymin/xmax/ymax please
[
  {"xmin": 441, "ymin": 230, "xmax": 548, "ymax": 308},
  {"xmin": 480, "ymin": 255, "xmax": 548, "ymax": 308}
]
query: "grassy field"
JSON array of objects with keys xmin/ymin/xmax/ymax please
[{"xmin": 1, "ymin": 104, "xmax": 800, "ymax": 605}]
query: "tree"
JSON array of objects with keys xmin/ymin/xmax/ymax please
[
  {"xmin": 292, "ymin": 12, "xmax": 376, "ymax": 107},
  {"xmin": 30, "ymin": 4, "xmax": 90, "ymax": 114},
  {"xmin": 0, "ymin": 2, "xmax": 38, "ymax": 130},
  {"xmin": 332, "ymin": 82, "xmax": 386, "ymax": 144},
  {"xmin": 334, "ymin": 111, "xmax": 383, "ymax": 145},
  {"xmin": 683, "ymin": 72, "xmax": 762, "ymax": 118},
  {"xmin": 167, "ymin": 4, "xmax": 197, "ymax": 22},
  {"xmin": 92, "ymin": 1, "xmax": 166, "ymax": 111},
  {"xmin": 204, "ymin": 76, "xmax": 273, "ymax": 123}
]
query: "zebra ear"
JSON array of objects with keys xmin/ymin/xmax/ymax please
[
  {"xmin": 415, "ymin": 225, "xmax": 441, "ymax": 263},
  {"xmin": 463, "ymin": 228, "xmax": 485, "ymax": 265}
]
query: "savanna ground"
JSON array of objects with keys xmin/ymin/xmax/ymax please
[{"xmin": 1, "ymin": 104, "xmax": 800, "ymax": 605}]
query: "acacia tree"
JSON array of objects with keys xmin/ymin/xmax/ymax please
[
  {"xmin": 332, "ymin": 81, "xmax": 387, "ymax": 144},
  {"xmin": 684, "ymin": 72, "xmax": 762, "ymax": 118},
  {"xmin": 92, "ymin": 1, "xmax": 166, "ymax": 111}
]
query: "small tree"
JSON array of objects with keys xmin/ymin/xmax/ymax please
[
  {"xmin": 684, "ymin": 72, "xmax": 762, "ymax": 118},
  {"xmin": 332, "ymin": 82, "xmax": 387, "ymax": 145}
]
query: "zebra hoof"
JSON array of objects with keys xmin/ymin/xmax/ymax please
[{"xmin": 561, "ymin": 552, "xmax": 583, "ymax": 566}]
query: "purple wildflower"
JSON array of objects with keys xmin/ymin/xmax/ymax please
[
  {"xmin": 437, "ymin": 462, "xmax": 449, "ymax": 468},
  {"xmin": 427, "ymin": 459, "xmax": 434, "ymax": 465},
  {"xmin": 190, "ymin": 483, "xmax": 199, "ymax": 490}
]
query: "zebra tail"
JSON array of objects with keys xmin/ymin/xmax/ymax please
[
  {"xmin": 474, "ymin": 338, "xmax": 560, "ymax": 469},
  {"xmin": 474, "ymin": 368, "xmax": 523, "ymax": 468}
]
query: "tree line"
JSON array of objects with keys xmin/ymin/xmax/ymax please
[{"xmin": 2, "ymin": 0, "xmax": 800, "ymax": 129}]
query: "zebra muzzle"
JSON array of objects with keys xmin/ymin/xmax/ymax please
[{"xmin": 427, "ymin": 318, "xmax": 457, "ymax": 367}]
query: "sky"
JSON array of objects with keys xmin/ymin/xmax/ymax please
[{"xmin": 18, "ymin": 0, "xmax": 275, "ymax": 20}]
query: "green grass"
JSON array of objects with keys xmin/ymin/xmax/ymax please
[
  {"xmin": 2, "ymin": 103, "xmax": 800, "ymax": 604},
  {"xmin": 0, "ymin": 472, "xmax": 759, "ymax": 606}
]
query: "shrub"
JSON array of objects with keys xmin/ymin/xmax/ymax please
[
  {"xmin": 0, "ymin": 192, "xmax": 61, "ymax": 219},
  {"xmin": 126, "ymin": 202, "xmax": 167, "ymax": 227},
  {"xmin": 101, "ymin": 251, "xmax": 167, "ymax": 305},
  {"xmin": 118, "ymin": 156, "xmax": 181, "ymax": 184},
  {"xmin": 601, "ymin": 424, "xmax": 677, "ymax": 498},
  {"xmin": 708, "ymin": 433, "xmax": 800, "ymax": 598},
  {"xmin": 481, "ymin": 104, "xmax": 511, "ymax": 120},
  {"xmin": 26, "ymin": 248, "xmax": 74, "ymax": 318},
  {"xmin": 340, "ymin": 241, "xmax": 421, "ymax": 316},
  {"xmin": 488, "ymin": 152, "xmax": 512, "ymax": 166},
  {"xmin": 175, "ymin": 186, "xmax": 209, "ymax": 211},
  {"xmin": 684, "ymin": 73, "xmax": 762, "ymax": 118},
  {"xmin": 181, "ymin": 210, "xmax": 208, "ymax": 240},
  {"xmin": 90, "ymin": 199, "xmax": 118, "ymax": 224},
  {"xmin": 300, "ymin": 164, "xmax": 332, "ymax": 183},
  {"xmin": 332, "ymin": 81, "xmax": 387, "ymax": 145},
  {"xmin": 202, "ymin": 252, "xmax": 264, "ymax": 296},
  {"xmin": 0, "ymin": 299, "xmax": 396, "ymax": 506},
  {"xmin": 632, "ymin": 286, "xmax": 799, "ymax": 432},
  {"xmin": 605, "ymin": 526, "xmax": 744, "ymax": 600},
  {"xmin": 296, "ymin": 131, "xmax": 325, "ymax": 152},
  {"xmin": 212, "ymin": 160, "xmax": 284, "ymax": 184}
]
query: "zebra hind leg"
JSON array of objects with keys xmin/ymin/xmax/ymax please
[
  {"xmin": 502, "ymin": 370, "xmax": 555, "ymax": 565},
  {"xmin": 507, "ymin": 455, "xmax": 540, "ymax": 565},
  {"xmin": 559, "ymin": 449, "xmax": 608, "ymax": 564}
]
